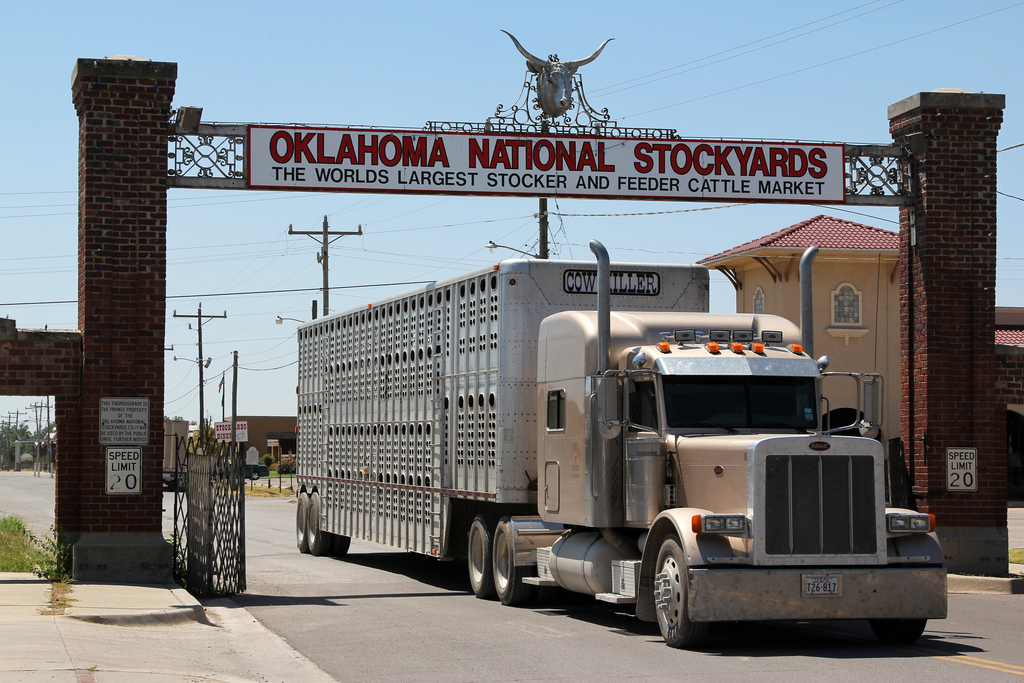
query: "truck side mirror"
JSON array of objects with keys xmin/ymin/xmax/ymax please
[{"xmin": 861, "ymin": 375, "xmax": 883, "ymax": 432}]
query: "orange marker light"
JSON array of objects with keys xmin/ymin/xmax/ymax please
[
  {"xmin": 790, "ymin": 343, "xmax": 804, "ymax": 354},
  {"xmin": 752, "ymin": 343, "xmax": 765, "ymax": 353},
  {"xmin": 658, "ymin": 341, "xmax": 671, "ymax": 352},
  {"xmin": 707, "ymin": 342, "xmax": 720, "ymax": 353},
  {"xmin": 731, "ymin": 342, "xmax": 743, "ymax": 353},
  {"xmin": 692, "ymin": 514, "xmax": 703, "ymax": 534}
]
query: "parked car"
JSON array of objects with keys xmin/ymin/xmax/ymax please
[{"xmin": 244, "ymin": 463, "xmax": 270, "ymax": 481}]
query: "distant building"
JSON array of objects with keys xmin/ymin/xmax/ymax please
[
  {"xmin": 700, "ymin": 214, "xmax": 1024, "ymax": 498},
  {"xmin": 699, "ymin": 214, "xmax": 900, "ymax": 441}
]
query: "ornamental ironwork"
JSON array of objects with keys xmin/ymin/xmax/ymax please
[
  {"xmin": 168, "ymin": 123, "xmax": 246, "ymax": 189},
  {"xmin": 844, "ymin": 144, "xmax": 911, "ymax": 205}
]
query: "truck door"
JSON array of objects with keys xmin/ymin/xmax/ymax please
[{"xmin": 624, "ymin": 376, "xmax": 666, "ymax": 525}]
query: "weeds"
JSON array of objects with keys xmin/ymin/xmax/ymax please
[
  {"xmin": 32, "ymin": 527, "xmax": 73, "ymax": 583},
  {"xmin": 0, "ymin": 515, "xmax": 46, "ymax": 572},
  {"xmin": 39, "ymin": 581, "xmax": 76, "ymax": 615}
]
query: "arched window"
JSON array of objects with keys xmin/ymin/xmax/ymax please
[
  {"xmin": 831, "ymin": 283, "xmax": 861, "ymax": 325},
  {"xmin": 753, "ymin": 287, "xmax": 764, "ymax": 315}
]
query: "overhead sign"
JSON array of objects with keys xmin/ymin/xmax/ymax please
[
  {"xmin": 247, "ymin": 126, "xmax": 846, "ymax": 204},
  {"xmin": 215, "ymin": 420, "xmax": 248, "ymax": 443},
  {"xmin": 946, "ymin": 447, "xmax": 977, "ymax": 492},
  {"xmin": 106, "ymin": 446, "xmax": 142, "ymax": 495},
  {"xmin": 99, "ymin": 397, "xmax": 150, "ymax": 445}
]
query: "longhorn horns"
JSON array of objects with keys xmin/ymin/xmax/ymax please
[{"xmin": 502, "ymin": 30, "xmax": 614, "ymax": 71}]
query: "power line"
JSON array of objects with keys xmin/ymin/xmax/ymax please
[
  {"xmin": 594, "ymin": 0, "xmax": 903, "ymax": 99},
  {"xmin": 623, "ymin": 2, "xmax": 1024, "ymax": 120},
  {"xmin": 0, "ymin": 279, "xmax": 436, "ymax": 307}
]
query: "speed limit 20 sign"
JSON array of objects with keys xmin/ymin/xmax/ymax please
[
  {"xmin": 946, "ymin": 447, "xmax": 978, "ymax": 492},
  {"xmin": 106, "ymin": 446, "xmax": 142, "ymax": 495}
]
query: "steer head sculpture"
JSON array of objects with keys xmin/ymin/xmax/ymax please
[{"xmin": 502, "ymin": 30, "xmax": 613, "ymax": 118}]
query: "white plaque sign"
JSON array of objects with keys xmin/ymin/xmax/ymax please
[
  {"xmin": 99, "ymin": 397, "xmax": 150, "ymax": 445},
  {"xmin": 106, "ymin": 446, "xmax": 142, "ymax": 495}
]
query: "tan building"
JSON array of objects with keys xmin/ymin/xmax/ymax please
[{"xmin": 699, "ymin": 215, "xmax": 900, "ymax": 443}]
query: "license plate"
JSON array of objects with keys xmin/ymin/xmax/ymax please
[{"xmin": 802, "ymin": 573, "xmax": 841, "ymax": 597}]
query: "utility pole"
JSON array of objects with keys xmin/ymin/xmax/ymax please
[
  {"xmin": 537, "ymin": 121, "xmax": 550, "ymax": 260},
  {"xmin": 5, "ymin": 411, "xmax": 21, "ymax": 470},
  {"xmin": 173, "ymin": 303, "xmax": 226, "ymax": 443},
  {"xmin": 288, "ymin": 215, "xmax": 362, "ymax": 318}
]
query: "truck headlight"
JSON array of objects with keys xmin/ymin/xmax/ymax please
[
  {"xmin": 886, "ymin": 512, "xmax": 934, "ymax": 533},
  {"xmin": 692, "ymin": 513, "xmax": 748, "ymax": 535}
]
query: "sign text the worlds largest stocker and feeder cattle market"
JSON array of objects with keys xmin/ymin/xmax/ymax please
[{"xmin": 248, "ymin": 126, "xmax": 845, "ymax": 203}]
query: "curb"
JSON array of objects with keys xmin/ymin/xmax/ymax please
[
  {"xmin": 63, "ymin": 583, "xmax": 212, "ymax": 627},
  {"xmin": 947, "ymin": 574, "xmax": 1024, "ymax": 595},
  {"xmin": 65, "ymin": 603, "xmax": 208, "ymax": 626}
]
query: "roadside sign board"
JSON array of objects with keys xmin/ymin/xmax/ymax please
[
  {"xmin": 247, "ymin": 126, "xmax": 846, "ymax": 204},
  {"xmin": 106, "ymin": 446, "xmax": 142, "ymax": 495},
  {"xmin": 215, "ymin": 420, "xmax": 248, "ymax": 443},
  {"xmin": 99, "ymin": 397, "xmax": 150, "ymax": 445},
  {"xmin": 946, "ymin": 447, "xmax": 978, "ymax": 492}
]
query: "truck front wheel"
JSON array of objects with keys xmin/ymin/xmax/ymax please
[
  {"xmin": 654, "ymin": 534, "xmax": 709, "ymax": 648},
  {"xmin": 468, "ymin": 515, "xmax": 497, "ymax": 599},
  {"xmin": 869, "ymin": 618, "xmax": 927, "ymax": 644}
]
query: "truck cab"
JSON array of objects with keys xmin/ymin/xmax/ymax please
[{"xmin": 518, "ymin": 244, "xmax": 946, "ymax": 648}]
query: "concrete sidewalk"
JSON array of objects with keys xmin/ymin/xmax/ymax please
[{"xmin": 0, "ymin": 573, "xmax": 336, "ymax": 683}]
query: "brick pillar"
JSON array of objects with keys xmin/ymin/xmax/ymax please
[
  {"xmin": 890, "ymin": 90, "xmax": 1007, "ymax": 575},
  {"xmin": 69, "ymin": 57, "xmax": 176, "ymax": 582}
]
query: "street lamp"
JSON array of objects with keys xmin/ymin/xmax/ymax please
[
  {"xmin": 275, "ymin": 316, "xmax": 304, "ymax": 325},
  {"xmin": 486, "ymin": 240, "xmax": 538, "ymax": 258}
]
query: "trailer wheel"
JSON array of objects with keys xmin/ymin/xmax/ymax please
[
  {"xmin": 296, "ymin": 491, "xmax": 310, "ymax": 553},
  {"xmin": 467, "ymin": 514, "xmax": 497, "ymax": 599},
  {"xmin": 868, "ymin": 618, "xmax": 927, "ymax": 644},
  {"xmin": 654, "ymin": 534, "xmax": 708, "ymax": 648},
  {"xmin": 493, "ymin": 517, "xmax": 534, "ymax": 606},
  {"xmin": 307, "ymin": 492, "xmax": 328, "ymax": 556}
]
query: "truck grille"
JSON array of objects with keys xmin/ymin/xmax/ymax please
[{"xmin": 763, "ymin": 454, "xmax": 876, "ymax": 556}]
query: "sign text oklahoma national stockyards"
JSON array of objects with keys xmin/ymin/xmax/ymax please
[{"xmin": 247, "ymin": 126, "xmax": 845, "ymax": 203}]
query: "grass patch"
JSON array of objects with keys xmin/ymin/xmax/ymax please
[
  {"xmin": 1010, "ymin": 548, "xmax": 1024, "ymax": 565},
  {"xmin": 245, "ymin": 485, "xmax": 295, "ymax": 497},
  {"xmin": 0, "ymin": 515, "xmax": 47, "ymax": 572}
]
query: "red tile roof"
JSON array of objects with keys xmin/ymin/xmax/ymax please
[
  {"xmin": 996, "ymin": 329, "xmax": 1024, "ymax": 345},
  {"xmin": 699, "ymin": 215, "xmax": 898, "ymax": 265}
]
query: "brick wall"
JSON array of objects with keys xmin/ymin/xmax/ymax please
[
  {"xmin": 890, "ymin": 92, "xmax": 1006, "ymax": 532},
  {"xmin": 66, "ymin": 58, "xmax": 177, "ymax": 537}
]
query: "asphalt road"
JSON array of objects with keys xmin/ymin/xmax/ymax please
[{"xmin": 3, "ymin": 473, "xmax": 1024, "ymax": 682}]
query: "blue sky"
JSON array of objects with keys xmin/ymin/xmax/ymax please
[{"xmin": 1, "ymin": 0, "xmax": 1022, "ymax": 424}]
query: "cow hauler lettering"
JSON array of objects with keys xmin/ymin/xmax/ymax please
[{"xmin": 563, "ymin": 269, "xmax": 660, "ymax": 296}]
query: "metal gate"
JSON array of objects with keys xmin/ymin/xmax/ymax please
[{"xmin": 171, "ymin": 434, "xmax": 246, "ymax": 597}]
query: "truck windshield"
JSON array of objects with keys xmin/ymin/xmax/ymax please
[{"xmin": 662, "ymin": 375, "xmax": 817, "ymax": 431}]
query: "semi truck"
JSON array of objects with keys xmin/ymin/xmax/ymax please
[{"xmin": 293, "ymin": 241, "xmax": 946, "ymax": 648}]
